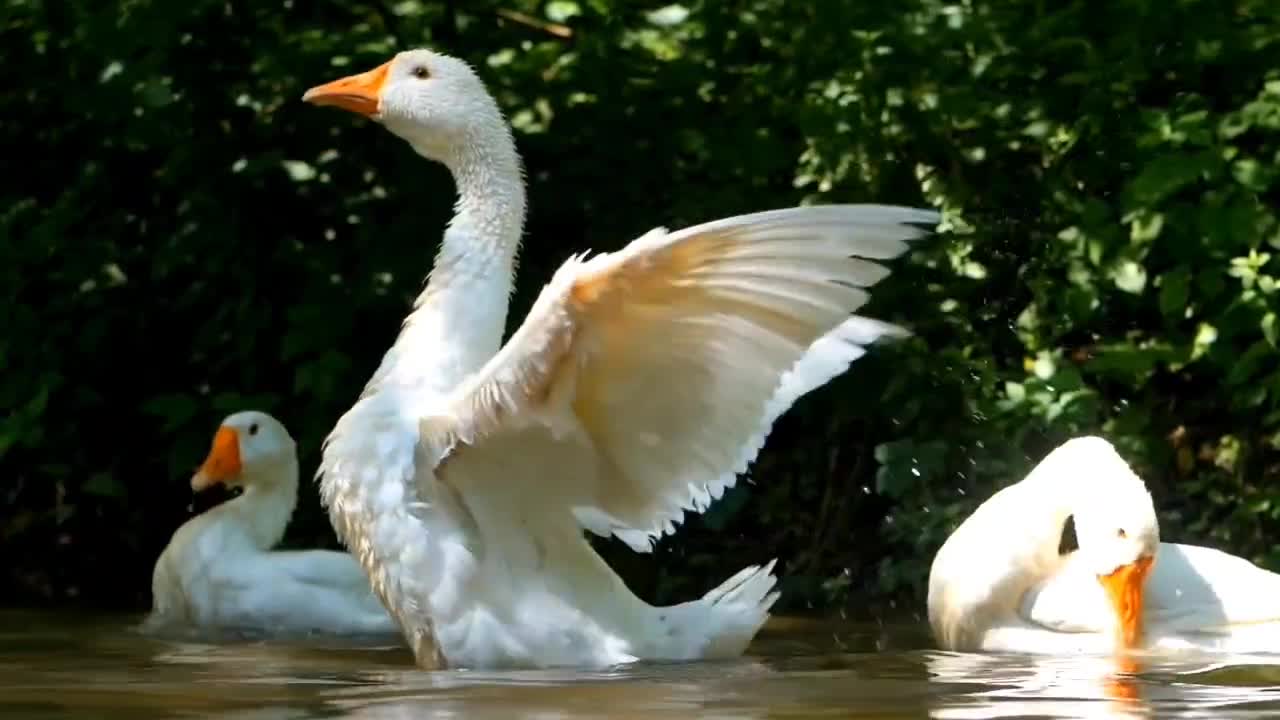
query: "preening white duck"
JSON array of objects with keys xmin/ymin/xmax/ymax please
[
  {"xmin": 143, "ymin": 411, "xmax": 399, "ymax": 637},
  {"xmin": 928, "ymin": 435, "xmax": 1280, "ymax": 657},
  {"xmin": 301, "ymin": 48, "xmax": 940, "ymax": 670}
]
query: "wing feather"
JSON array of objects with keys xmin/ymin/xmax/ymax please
[{"xmin": 426, "ymin": 204, "xmax": 938, "ymax": 550}]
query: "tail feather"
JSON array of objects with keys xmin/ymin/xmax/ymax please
[
  {"xmin": 669, "ymin": 560, "xmax": 780, "ymax": 659},
  {"xmin": 704, "ymin": 559, "xmax": 780, "ymax": 607}
]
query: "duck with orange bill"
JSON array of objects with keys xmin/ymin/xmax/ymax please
[
  {"xmin": 142, "ymin": 411, "xmax": 401, "ymax": 638},
  {"xmin": 927, "ymin": 435, "xmax": 1280, "ymax": 656}
]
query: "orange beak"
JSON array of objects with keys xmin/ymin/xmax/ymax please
[
  {"xmin": 191, "ymin": 427, "xmax": 242, "ymax": 492},
  {"xmin": 1097, "ymin": 554, "xmax": 1154, "ymax": 651},
  {"xmin": 301, "ymin": 61, "xmax": 392, "ymax": 117}
]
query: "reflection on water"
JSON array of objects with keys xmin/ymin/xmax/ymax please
[
  {"xmin": 926, "ymin": 651, "xmax": 1280, "ymax": 719},
  {"xmin": 2, "ymin": 610, "xmax": 1280, "ymax": 719}
]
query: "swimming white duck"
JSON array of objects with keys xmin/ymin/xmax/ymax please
[
  {"xmin": 144, "ymin": 411, "xmax": 400, "ymax": 636},
  {"xmin": 301, "ymin": 48, "xmax": 940, "ymax": 670},
  {"xmin": 927, "ymin": 435, "xmax": 1280, "ymax": 657}
]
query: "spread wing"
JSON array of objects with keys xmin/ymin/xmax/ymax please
[{"xmin": 422, "ymin": 204, "xmax": 939, "ymax": 551}]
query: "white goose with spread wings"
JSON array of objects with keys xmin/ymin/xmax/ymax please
[{"xmin": 302, "ymin": 48, "xmax": 940, "ymax": 670}]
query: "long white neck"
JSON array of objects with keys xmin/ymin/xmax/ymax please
[
  {"xmin": 1017, "ymin": 468, "xmax": 1086, "ymax": 569},
  {"xmin": 929, "ymin": 459, "xmax": 1090, "ymax": 649},
  {"xmin": 368, "ymin": 122, "xmax": 526, "ymax": 400},
  {"xmin": 214, "ymin": 455, "xmax": 300, "ymax": 549},
  {"xmin": 321, "ymin": 111, "xmax": 526, "ymax": 668}
]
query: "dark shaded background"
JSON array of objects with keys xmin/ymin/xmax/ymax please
[{"xmin": 2, "ymin": 0, "xmax": 1278, "ymax": 617}]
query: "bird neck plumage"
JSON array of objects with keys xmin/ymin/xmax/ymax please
[
  {"xmin": 378, "ymin": 126, "xmax": 526, "ymax": 397},
  {"xmin": 217, "ymin": 454, "xmax": 299, "ymax": 550},
  {"xmin": 1017, "ymin": 460, "xmax": 1098, "ymax": 570},
  {"xmin": 325, "ymin": 115, "xmax": 525, "ymax": 669}
]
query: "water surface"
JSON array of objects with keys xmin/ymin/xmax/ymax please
[{"xmin": 3, "ymin": 610, "xmax": 1280, "ymax": 718}]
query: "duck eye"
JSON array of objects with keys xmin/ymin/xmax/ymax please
[
  {"xmin": 1116, "ymin": 528, "xmax": 1127, "ymax": 539},
  {"xmin": 411, "ymin": 66, "xmax": 430, "ymax": 79},
  {"xmin": 248, "ymin": 423, "xmax": 260, "ymax": 437}
]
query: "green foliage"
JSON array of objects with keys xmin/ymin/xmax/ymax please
[
  {"xmin": 858, "ymin": 0, "xmax": 1280, "ymax": 607},
  {"xmin": 1, "ymin": 0, "xmax": 1278, "ymax": 616}
]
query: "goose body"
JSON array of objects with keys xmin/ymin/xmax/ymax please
[
  {"xmin": 928, "ymin": 436, "xmax": 1280, "ymax": 656},
  {"xmin": 302, "ymin": 48, "xmax": 940, "ymax": 669},
  {"xmin": 144, "ymin": 411, "xmax": 399, "ymax": 637}
]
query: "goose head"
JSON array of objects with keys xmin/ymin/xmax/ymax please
[
  {"xmin": 1041, "ymin": 436, "xmax": 1160, "ymax": 651},
  {"xmin": 301, "ymin": 48, "xmax": 502, "ymax": 163},
  {"xmin": 190, "ymin": 411, "xmax": 296, "ymax": 492}
]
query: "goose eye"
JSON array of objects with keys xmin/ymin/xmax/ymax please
[
  {"xmin": 412, "ymin": 66, "xmax": 430, "ymax": 79},
  {"xmin": 248, "ymin": 423, "xmax": 260, "ymax": 437},
  {"xmin": 1116, "ymin": 528, "xmax": 1127, "ymax": 539}
]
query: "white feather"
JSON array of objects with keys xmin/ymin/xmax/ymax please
[{"xmin": 309, "ymin": 48, "xmax": 938, "ymax": 671}]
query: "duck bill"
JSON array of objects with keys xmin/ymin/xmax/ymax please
[
  {"xmin": 1097, "ymin": 554, "xmax": 1154, "ymax": 651},
  {"xmin": 301, "ymin": 61, "xmax": 391, "ymax": 117},
  {"xmin": 191, "ymin": 426, "xmax": 242, "ymax": 492}
]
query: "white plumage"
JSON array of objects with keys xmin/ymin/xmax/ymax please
[
  {"xmin": 303, "ymin": 48, "xmax": 940, "ymax": 669},
  {"xmin": 143, "ymin": 411, "xmax": 399, "ymax": 637},
  {"xmin": 929, "ymin": 435, "xmax": 1280, "ymax": 656}
]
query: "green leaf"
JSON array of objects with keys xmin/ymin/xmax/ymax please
[
  {"xmin": 141, "ymin": 394, "xmax": 200, "ymax": 431},
  {"xmin": 1233, "ymin": 158, "xmax": 1271, "ymax": 192},
  {"xmin": 211, "ymin": 392, "xmax": 280, "ymax": 414},
  {"xmin": 1112, "ymin": 259, "xmax": 1148, "ymax": 294},
  {"xmin": 1159, "ymin": 267, "xmax": 1192, "ymax": 318},
  {"xmin": 1129, "ymin": 212, "xmax": 1165, "ymax": 244},
  {"xmin": 1087, "ymin": 343, "xmax": 1179, "ymax": 381},
  {"xmin": 1202, "ymin": 202, "xmax": 1262, "ymax": 252},
  {"xmin": 1226, "ymin": 341, "xmax": 1272, "ymax": 386},
  {"xmin": 1128, "ymin": 151, "xmax": 1217, "ymax": 205},
  {"xmin": 1192, "ymin": 322, "xmax": 1219, "ymax": 360},
  {"xmin": 546, "ymin": 0, "xmax": 582, "ymax": 23},
  {"xmin": 1198, "ymin": 269, "xmax": 1227, "ymax": 302},
  {"xmin": 82, "ymin": 473, "xmax": 126, "ymax": 499},
  {"xmin": 1032, "ymin": 352, "xmax": 1056, "ymax": 380}
]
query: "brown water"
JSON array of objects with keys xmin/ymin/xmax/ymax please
[{"xmin": 3, "ymin": 610, "xmax": 1280, "ymax": 719}]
